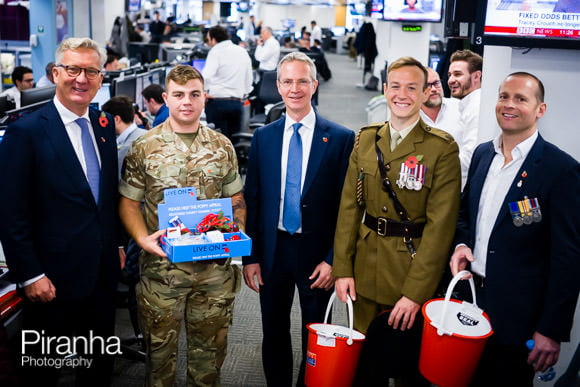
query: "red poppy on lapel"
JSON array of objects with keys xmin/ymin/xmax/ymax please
[
  {"xmin": 323, "ymin": 137, "xmax": 328, "ymax": 143},
  {"xmin": 99, "ymin": 112, "xmax": 108, "ymax": 127}
]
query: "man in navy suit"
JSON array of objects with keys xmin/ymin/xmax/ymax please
[
  {"xmin": 243, "ymin": 52, "xmax": 354, "ymax": 386},
  {"xmin": 0, "ymin": 37, "xmax": 122, "ymax": 387},
  {"xmin": 450, "ymin": 72, "xmax": 580, "ymax": 386}
]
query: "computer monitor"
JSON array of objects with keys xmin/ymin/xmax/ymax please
[
  {"xmin": 191, "ymin": 59, "xmax": 206, "ymax": 74},
  {"xmin": 3, "ymin": 100, "xmax": 51, "ymax": 125},
  {"xmin": 112, "ymin": 75, "xmax": 137, "ymax": 101},
  {"xmin": 149, "ymin": 68, "xmax": 166, "ymax": 86},
  {"xmin": 91, "ymin": 84, "xmax": 112, "ymax": 109},
  {"xmin": 0, "ymin": 95, "xmax": 15, "ymax": 117},
  {"xmin": 20, "ymin": 85, "xmax": 57, "ymax": 107},
  {"xmin": 135, "ymin": 74, "xmax": 146, "ymax": 110}
]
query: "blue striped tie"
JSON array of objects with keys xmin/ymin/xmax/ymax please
[
  {"xmin": 76, "ymin": 118, "xmax": 100, "ymax": 203},
  {"xmin": 283, "ymin": 123, "xmax": 303, "ymax": 234}
]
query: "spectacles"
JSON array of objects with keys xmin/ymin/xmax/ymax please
[
  {"xmin": 56, "ymin": 64, "xmax": 102, "ymax": 80},
  {"xmin": 426, "ymin": 80, "xmax": 441, "ymax": 88},
  {"xmin": 279, "ymin": 79, "xmax": 312, "ymax": 88}
]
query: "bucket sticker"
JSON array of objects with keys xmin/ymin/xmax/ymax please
[
  {"xmin": 317, "ymin": 334, "xmax": 336, "ymax": 347},
  {"xmin": 306, "ymin": 351, "xmax": 316, "ymax": 367},
  {"xmin": 457, "ymin": 312, "xmax": 479, "ymax": 326}
]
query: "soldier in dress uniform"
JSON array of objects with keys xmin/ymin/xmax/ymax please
[
  {"xmin": 333, "ymin": 56, "xmax": 461, "ymax": 385},
  {"xmin": 119, "ymin": 65, "xmax": 245, "ymax": 387}
]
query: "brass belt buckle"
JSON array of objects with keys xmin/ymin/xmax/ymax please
[{"xmin": 377, "ymin": 217, "xmax": 387, "ymax": 236}]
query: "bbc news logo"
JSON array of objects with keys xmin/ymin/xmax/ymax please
[{"xmin": 20, "ymin": 330, "xmax": 121, "ymax": 368}]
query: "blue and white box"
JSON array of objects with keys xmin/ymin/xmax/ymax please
[{"xmin": 157, "ymin": 187, "xmax": 251, "ymax": 263}]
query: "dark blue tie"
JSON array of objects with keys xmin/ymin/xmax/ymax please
[
  {"xmin": 283, "ymin": 123, "xmax": 303, "ymax": 234},
  {"xmin": 76, "ymin": 118, "xmax": 100, "ymax": 203}
]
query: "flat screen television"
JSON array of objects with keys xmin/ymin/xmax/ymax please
[
  {"xmin": 383, "ymin": 0, "xmax": 443, "ymax": 22},
  {"xmin": 475, "ymin": 0, "xmax": 580, "ymax": 50}
]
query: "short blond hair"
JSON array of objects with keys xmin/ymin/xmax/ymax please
[
  {"xmin": 387, "ymin": 56, "xmax": 428, "ymax": 90},
  {"xmin": 165, "ymin": 65, "xmax": 204, "ymax": 88},
  {"xmin": 55, "ymin": 37, "xmax": 107, "ymax": 68},
  {"xmin": 277, "ymin": 52, "xmax": 317, "ymax": 81}
]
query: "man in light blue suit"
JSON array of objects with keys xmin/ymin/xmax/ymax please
[
  {"xmin": 451, "ymin": 72, "xmax": 580, "ymax": 386},
  {"xmin": 243, "ymin": 52, "xmax": 354, "ymax": 386}
]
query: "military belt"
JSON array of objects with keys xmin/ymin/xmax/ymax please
[{"xmin": 363, "ymin": 213, "xmax": 424, "ymax": 238}]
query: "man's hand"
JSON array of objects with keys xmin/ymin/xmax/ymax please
[
  {"xmin": 450, "ymin": 245, "xmax": 475, "ymax": 276},
  {"xmin": 137, "ymin": 229, "xmax": 167, "ymax": 258},
  {"xmin": 243, "ymin": 263, "xmax": 263, "ymax": 293},
  {"xmin": 388, "ymin": 296, "xmax": 420, "ymax": 331},
  {"xmin": 335, "ymin": 277, "xmax": 356, "ymax": 303},
  {"xmin": 309, "ymin": 262, "xmax": 334, "ymax": 290},
  {"xmin": 119, "ymin": 247, "xmax": 127, "ymax": 269},
  {"xmin": 24, "ymin": 276, "xmax": 56, "ymax": 303},
  {"xmin": 528, "ymin": 332, "xmax": 560, "ymax": 372}
]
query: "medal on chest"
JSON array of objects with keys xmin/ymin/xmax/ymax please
[{"xmin": 396, "ymin": 155, "xmax": 426, "ymax": 191}]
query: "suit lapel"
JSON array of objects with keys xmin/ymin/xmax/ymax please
[
  {"xmin": 43, "ymin": 103, "xmax": 93, "ymax": 200},
  {"xmin": 303, "ymin": 115, "xmax": 330, "ymax": 196},
  {"xmin": 492, "ymin": 135, "xmax": 545, "ymax": 232},
  {"xmin": 267, "ymin": 119, "xmax": 284, "ymax": 200},
  {"xmin": 469, "ymin": 142, "xmax": 496, "ymax": 234}
]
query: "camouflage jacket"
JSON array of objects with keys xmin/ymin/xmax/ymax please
[{"xmin": 119, "ymin": 120, "xmax": 243, "ymax": 233}]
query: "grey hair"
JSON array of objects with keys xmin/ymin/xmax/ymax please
[
  {"xmin": 55, "ymin": 37, "xmax": 107, "ymax": 68},
  {"xmin": 277, "ymin": 52, "xmax": 317, "ymax": 81}
]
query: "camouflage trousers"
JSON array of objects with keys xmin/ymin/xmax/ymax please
[{"xmin": 136, "ymin": 254, "xmax": 242, "ymax": 387}]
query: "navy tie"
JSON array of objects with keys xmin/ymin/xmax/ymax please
[
  {"xmin": 283, "ymin": 123, "xmax": 303, "ymax": 234},
  {"xmin": 76, "ymin": 118, "xmax": 100, "ymax": 203}
]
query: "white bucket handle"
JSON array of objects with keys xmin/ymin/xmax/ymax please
[
  {"xmin": 323, "ymin": 292, "xmax": 355, "ymax": 345},
  {"xmin": 436, "ymin": 270, "xmax": 478, "ymax": 336}
]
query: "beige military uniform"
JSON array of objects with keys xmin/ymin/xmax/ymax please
[
  {"xmin": 333, "ymin": 119, "xmax": 461, "ymax": 332},
  {"xmin": 120, "ymin": 120, "xmax": 243, "ymax": 387}
]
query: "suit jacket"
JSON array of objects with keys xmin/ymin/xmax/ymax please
[
  {"xmin": 243, "ymin": 114, "xmax": 354, "ymax": 280},
  {"xmin": 456, "ymin": 134, "xmax": 580, "ymax": 344},
  {"xmin": 0, "ymin": 101, "xmax": 121, "ymax": 301},
  {"xmin": 333, "ymin": 120, "xmax": 461, "ymax": 306}
]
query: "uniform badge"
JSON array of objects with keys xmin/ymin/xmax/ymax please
[{"xmin": 397, "ymin": 155, "xmax": 426, "ymax": 191}]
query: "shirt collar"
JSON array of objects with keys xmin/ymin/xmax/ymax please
[
  {"xmin": 284, "ymin": 108, "xmax": 316, "ymax": 132},
  {"xmin": 389, "ymin": 118, "xmax": 419, "ymax": 141},
  {"xmin": 117, "ymin": 123, "xmax": 139, "ymax": 144},
  {"xmin": 53, "ymin": 96, "xmax": 90, "ymax": 124},
  {"xmin": 459, "ymin": 88, "xmax": 481, "ymax": 112},
  {"xmin": 493, "ymin": 130, "xmax": 539, "ymax": 161}
]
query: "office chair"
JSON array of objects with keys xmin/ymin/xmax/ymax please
[{"xmin": 249, "ymin": 70, "xmax": 282, "ymax": 130}]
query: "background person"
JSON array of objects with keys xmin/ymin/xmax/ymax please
[
  {"xmin": 0, "ymin": 66, "xmax": 34, "ymax": 108},
  {"xmin": 420, "ymin": 67, "xmax": 461, "ymax": 139},
  {"xmin": 141, "ymin": 84, "xmax": 169, "ymax": 127},
  {"xmin": 36, "ymin": 62, "xmax": 56, "ymax": 87}
]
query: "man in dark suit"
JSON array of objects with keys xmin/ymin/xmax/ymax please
[
  {"xmin": 243, "ymin": 52, "xmax": 354, "ymax": 386},
  {"xmin": 0, "ymin": 37, "xmax": 122, "ymax": 387},
  {"xmin": 450, "ymin": 72, "xmax": 580, "ymax": 386}
]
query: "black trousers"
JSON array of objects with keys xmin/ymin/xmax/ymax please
[
  {"xmin": 259, "ymin": 231, "xmax": 333, "ymax": 387},
  {"xmin": 18, "ymin": 269, "xmax": 117, "ymax": 387},
  {"xmin": 204, "ymin": 99, "xmax": 243, "ymax": 140}
]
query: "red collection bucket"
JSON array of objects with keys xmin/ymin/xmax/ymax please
[
  {"xmin": 305, "ymin": 292, "xmax": 365, "ymax": 387},
  {"xmin": 419, "ymin": 270, "xmax": 494, "ymax": 387}
]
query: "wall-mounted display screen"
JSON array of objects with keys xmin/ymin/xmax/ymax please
[
  {"xmin": 478, "ymin": 0, "xmax": 580, "ymax": 49},
  {"xmin": 383, "ymin": 0, "xmax": 443, "ymax": 22}
]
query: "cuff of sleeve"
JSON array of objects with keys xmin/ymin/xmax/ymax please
[
  {"xmin": 20, "ymin": 273, "xmax": 45, "ymax": 287},
  {"xmin": 222, "ymin": 175, "xmax": 244, "ymax": 197},
  {"xmin": 119, "ymin": 181, "xmax": 145, "ymax": 202}
]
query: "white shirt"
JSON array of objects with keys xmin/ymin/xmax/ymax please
[
  {"xmin": 420, "ymin": 97, "xmax": 461, "ymax": 140},
  {"xmin": 117, "ymin": 123, "xmax": 147, "ymax": 179},
  {"xmin": 22, "ymin": 97, "xmax": 103, "ymax": 287},
  {"xmin": 202, "ymin": 40, "xmax": 253, "ymax": 99},
  {"xmin": 254, "ymin": 36, "xmax": 281, "ymax": 71},
  {"xmin": 471, "ymin": 131, "xmax": 538, "ymax": 276},
  {"xmin": 310, "ymin": 25, "xmax": 322, "ymax": 44},
  {"xmin": 457, "ymin": 88, "xmax": 482, "ymax": 189},
  {"xmin": 278, "ymin": 108, "xmax": 316, "ymax": 233},
  {"xmin": 0, "ymin": 86, "xmax": 21, "ymax": 109},
  {"xmin": 36, "ymin": 76, "xmax": 53, "ymax": 88}
]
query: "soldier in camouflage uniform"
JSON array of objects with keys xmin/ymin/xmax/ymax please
[
  {"xmin": 119, "ymin": 65, "xmax": 246, "ymax": 387},
  {"xmin": 333, "ymin": 57, "xmax": 461, "ymax": 385}
]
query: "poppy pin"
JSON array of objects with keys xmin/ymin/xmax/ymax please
[
  {"xmin": 404, "ymin": 154, "xmax": 423, "ymax": 169},
  {"xmin": 99, "ymin": 112, "xmax": 109, "ymax": 127},
  {"xmin": 322, "ymin": 137, "xmax": 328, "ymax": 143},
  {"xmin": 521, "ymin": 171, "xmax": 527, "ymax": 178}
]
